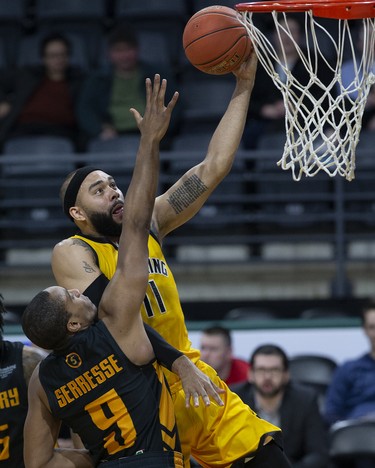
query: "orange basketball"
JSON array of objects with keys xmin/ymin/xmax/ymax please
[{"xmin": 183, "ymin": 5, "xmax": 252, "ymax": 75}]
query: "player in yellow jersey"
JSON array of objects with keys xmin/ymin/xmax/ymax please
[{"xmin": 52, "ymin": 56, "xmax": 292, "ymax": 467}]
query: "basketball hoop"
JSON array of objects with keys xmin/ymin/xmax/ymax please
[{"xmin": 236, "ymin": 0, "xmax": 375, "ymax": 180}]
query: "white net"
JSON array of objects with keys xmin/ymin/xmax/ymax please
[{"xmin": 239, "ymin": 9, "xmax": 375, "ymax": 180}]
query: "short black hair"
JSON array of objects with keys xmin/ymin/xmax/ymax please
[
  {"xmin": 250, "ymin": 344, "xmax": 289, "ymax": 370},
  {"xmin": 107, "ymin": 22, "xmax": 139, "ymax": 48},
  {"xmin": 22, "ymin": 290, "xmax": 70, "ymax": 350},
  {"xmin": 202, "ymin": 326, "xmax": 232, "ymax": 347},
  {"xmin": 40, "ymin": 32, "xmax": 72, "ymax": 58}
]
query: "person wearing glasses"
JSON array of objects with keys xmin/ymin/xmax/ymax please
[{"xmin": 231, "ymin": 344, "xmax": 329, "ymax": 468}]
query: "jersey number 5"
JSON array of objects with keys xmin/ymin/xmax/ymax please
[{"xmin": 0, "ymin": 424, "xmax": 10, "ymax": 460}]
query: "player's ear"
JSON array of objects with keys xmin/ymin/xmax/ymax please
[
  {"xmin": 69, "ymin": 206, "xmax": 86, "ymax": 222},
  {"xmin": 67, "ymin": 320, "xmax": 82, "ymax": 333}
]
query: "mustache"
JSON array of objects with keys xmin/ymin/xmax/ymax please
[{"xmin": 111, "ymin": 200, "xmax": 124, "ymax": 213}]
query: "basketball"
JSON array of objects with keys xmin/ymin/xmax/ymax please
[{"xmin": 183, "ymin": 5, "xmax": 252, "ymax": 75}]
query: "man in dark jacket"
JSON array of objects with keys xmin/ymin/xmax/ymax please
[
  {"xmin": 77, "ymin": 23, "xmax": 181, "ymax": 149},
  {"xmin": 231, "ymin": 344, "xmax": 329, "ymax": 468},
  {"xmin": 0, "ymin": 33, "xmax": 85, "ymax": 152}
]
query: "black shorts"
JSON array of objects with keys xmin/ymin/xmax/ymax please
[
  {"xmin": 98, "ymin": 451, "xmax": 184, "ymax": 467},
  {"xmin": 232, "ymin": 440, "xmax": 292, "ymax": 468}
]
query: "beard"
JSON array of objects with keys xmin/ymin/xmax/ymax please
[
  {"xmin": 89, "ymin": 211, "xmax": 122, "ymax": 238},
  {"xmin": 253, "ymin": 381, "xmax": 286, "ymax": 398}
]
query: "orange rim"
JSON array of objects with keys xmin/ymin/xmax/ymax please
[{"xmin": 236, "ymin": 0, "xmax": 375, "ymax": 19}]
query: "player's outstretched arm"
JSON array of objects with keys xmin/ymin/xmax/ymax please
[
  {"xmin": 24, "ymin": 368, "xmax": 93, "ymax": 468},
  {"xmin": 99, "ymin": 75, "xmax": 178, "ymax": 360},
  {"xmin": 153, "ymin": 53, "xmax": 258, "ymax": 240},
  {"xmin": 172, "ymin": 355, "xmax": 225, "ymax": 407}
]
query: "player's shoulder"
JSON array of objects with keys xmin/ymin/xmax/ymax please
[
  {"xmin": 53, "ymin": 236, "xmax": 74, "ymax": 250},
  {"xmin": 23, "ymin": 345, "xmax": 47, "ymax": 360},
  {"xmin": 53, "ymin": 236, "xmax": 92, "ymax": 255},
  {"xmin": 52, "ymin": 237, "xmax": 96, "ymax": 270}
]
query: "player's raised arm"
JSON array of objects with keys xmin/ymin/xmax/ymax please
[
  {"xmin": 99, "ymin": 75, "xmax": 178, "ymax": 331},
  {"xmin": 153, "ymin": 53, "xmax": 258, "ymax": 240}
]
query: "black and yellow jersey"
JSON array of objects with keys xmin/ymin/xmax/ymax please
[
  {"xmin": 39, "ymin": 321, "xmax": 180, "ymax": 465},
  {"xmin": 0, "ymin": 341, "xmax": 28, "ymax": 467}
]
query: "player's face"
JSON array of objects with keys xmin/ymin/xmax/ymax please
[
  {"xmin": 200, "ymin": 334, "xmax": 231, "ymax": 374},
  {"xmin": 78, "ymin": 171, "xmax": 124, "ymax": 237},
  {"xmin": 363, "ymin": 309, "xmax": 375, "ymax": 351},
  {"xmin": 46, "ymin": 286, "xmax": 97, "ymax": 330},
  {"xmin": 250, "ymin": 354, "xmax": 289, "ymax": 397}
]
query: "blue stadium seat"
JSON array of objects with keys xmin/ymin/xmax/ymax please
[
  {"xmin": 178, "ymin": 69, "xmax": 236, "ymax": 132},
  {"xmin": 34, "ymin": 0, "xmax": 105, "ymax": 20},
  {"xmin": 329, "ymin": 420, "xmax": 375, "ymax": 465},
  {"xmin": 0, "ymin": 0, "xmax": 26, "ymax": 68},
  {"xmin": 114, "ymin": 0, "xmax": 189, "ymax": 66},
  {"xmin": 3, "ymin": 136, "xmax": 75, "ymax": 156},
  {"xmin": 34, "ymin": 0, "xmax": 107, "ymax": 68},
  {"xmin": 87, "ymin": 135, "xmax": 140, "ymax": 155},
  {"xmin": 191, "ymin": 0, "xmax": 237, "ymax": 12}
]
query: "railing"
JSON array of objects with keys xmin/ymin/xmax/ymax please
[{"xmin": 1, "ymin": 148, "xmax": 375, "ymax": 297}]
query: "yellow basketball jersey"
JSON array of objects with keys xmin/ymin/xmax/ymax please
[
  {"xmin": 71, "ymin": 233, "xmax": 200, "ymax": 387},
  {"xmin": 72, "ymin": 234, "xmax": 282, "ymax": 467}
]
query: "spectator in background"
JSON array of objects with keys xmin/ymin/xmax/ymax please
[
  {"xmin": 77, "ymin": 22, "xmax": 181, "ymax": 150},
  {"xmin": 242, "ymin": 15, "xmax": 334, "ymax": 149},
  {"xmin": 340, "ymin": 27, "xmax": 375, "ymax": 132},
  {"xmin": 200, "ymin": 325, "xmax": 250, "ymax": 386},
  {"xmin": 0, "ymin": 33, "xmax": 86, "ymax": 152},
  {"xmin": 364, "ymin": 85, "xmax": 375, "ymax": 131},
  {"xmin": 0, "ymin": 294, "xmax": 46, "ymax": 467},
  {"xmin": 232, "ymin": 344, "xmax": 329, "ymax": 468},
  {"xmin": 324, "ymin": 299, "xmax": 375, "ymax": 425}
]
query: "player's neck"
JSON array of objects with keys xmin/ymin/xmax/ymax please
[{"xmin": 79, "ymin": 228, "xmax": 120, "ymax": 245}]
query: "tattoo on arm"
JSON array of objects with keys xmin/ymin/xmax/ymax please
[
  {"xmin": 167, "ymin": 174, "xmax": 208, "ymax": 214},
  {"xmin": 83, "ymin": 261, "xmax": 96, "ymax": 273},
  {"xmin": 71, "ymin": 238, "xmax": 92, "ymax": 250},
  {"xmin": 70, "ymin": 238, "xmax": 98, "ymax": 273}
]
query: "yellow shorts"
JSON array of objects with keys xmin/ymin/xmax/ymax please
[{"xmin": 169, "ymin": 360, "xmax": 281, "ymax": 468}]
